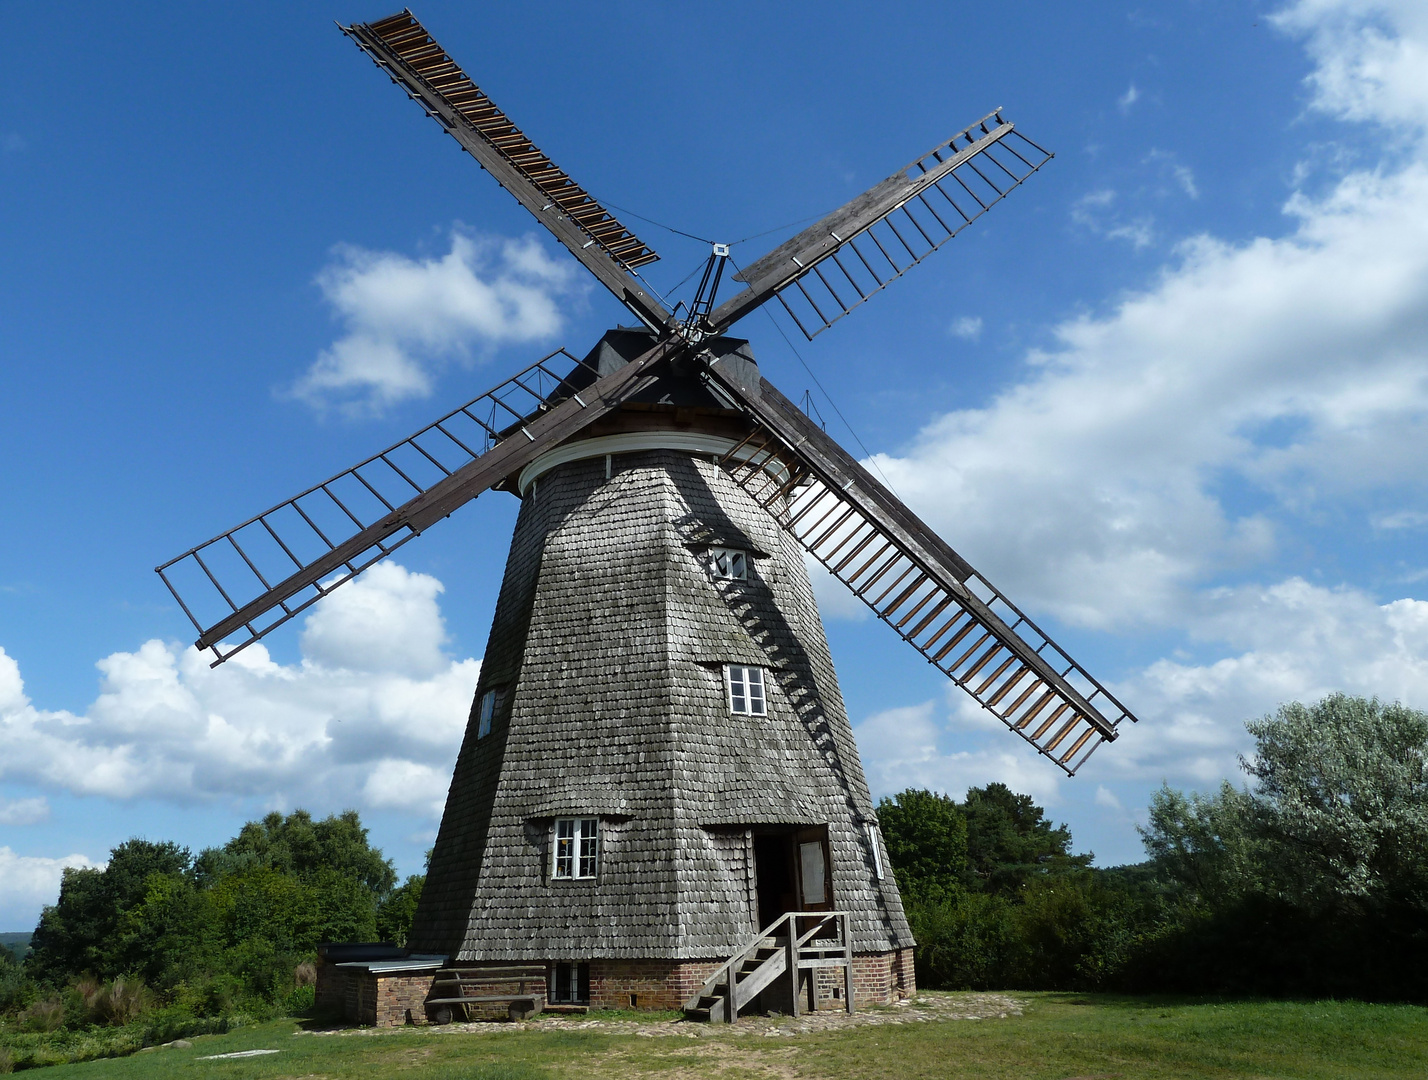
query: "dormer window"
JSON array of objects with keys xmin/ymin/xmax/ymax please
[
  {"xmin": 708, "ymin": 547, "xmax": 748, "ymax": 581},
  {"xmin": 725, "ymin": 665, "xmax": 767, "ymax": 716},
  {"xmin": 553, "ymin": 817, "xmax": 599, "ymax": 880},
  {"xmin": 476, "ymin": 687, "xmax": 505, "ymax": 739}
]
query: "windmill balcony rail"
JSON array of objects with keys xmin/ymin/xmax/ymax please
[{"xmin": 683, "ymin": 911, "xmax": 852, "ymax": 1023}]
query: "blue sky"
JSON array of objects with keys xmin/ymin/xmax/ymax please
[{"xmin": 4, "ymin": 0, "xmax": 1428, "ymax": 929}]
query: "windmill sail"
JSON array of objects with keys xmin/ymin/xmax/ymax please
[
  {"xmin": 698, "ymin": 359, "xmax": 1134, "ymax": 775},
  {"xmin": 157, "ymin": 340, "xmax": 676, "ymax": 664},
  {"xmin": 707, "ymin": 111, "xmax": 1052, "ymax": 339},
  {"xmin": 342, "ymin": 11, "xmax": 671, "ymax": 331}
]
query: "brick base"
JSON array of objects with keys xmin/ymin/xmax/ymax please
[{"xmin": 315, "ymin": 949, "xmax": 915, "ymax": 1026}]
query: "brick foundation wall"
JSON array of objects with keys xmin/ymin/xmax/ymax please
[
  {"xmin": 807, "ymin": 949, "xmax": 916, "ymax": 1011},
  {"xmin": 371, "ymin": 973, "xmax": 440, "ymax": 1026},
  {"xmin": 314, "ymin": 948, "xmax": 914, "ymax": 1025},
  {"xmin": 587, "ymin": 959, "xmax": 721, "ymax": 1010}
]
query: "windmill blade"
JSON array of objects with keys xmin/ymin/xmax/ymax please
[
  {"xmin": 707, "ymin": 111, "xmax": 1052, "ymax": 339},
  {"xmin": 697, "ymin": 359, "xmax": 1135, "ymax": 775},
  {"xmin": 342, "ymin": 11, "xmax": 672, "ymax": 331},
  {"xmin": 157, "ymin": 340, "xmax": 678, "ymax": 666}
]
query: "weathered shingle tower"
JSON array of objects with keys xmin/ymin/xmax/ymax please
[{"xmin": 407, "ymin": 329, "xmax": 915, "ymax": 1012}]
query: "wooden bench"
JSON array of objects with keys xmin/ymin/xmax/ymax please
[{"xmin": 426, "ymin": 964, "xmax": 546, "ymax": 1022}]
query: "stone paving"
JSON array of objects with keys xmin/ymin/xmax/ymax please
[{"xmin": 299, "ymin": 991, "xmax": 1027, "ymax": 1042}]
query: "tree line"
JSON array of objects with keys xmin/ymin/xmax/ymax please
[
  {"xmin": 1, "ymin": 809, "xmax": 424, "ymax": 1064},
  {"xmin": 2, "ymin": 691, "xmax": 1423, "ymax": 1060},
  {"xmin": 879, "ymin": 694, "xmax": 1428, "ymax": 1001}
]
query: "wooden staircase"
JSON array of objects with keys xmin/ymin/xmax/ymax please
[{"xmin": 684, "ymin": 912, "xmax": 852, "ymax": 1023}]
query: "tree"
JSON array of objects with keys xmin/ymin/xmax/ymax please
[
  {"xmin": 1138, "ymin": 782, "xmax": 1266, "ymax": 907},
  {"xmin": 962, "ymin": 783, "xmax": 1089, "ymax": 895},
  {"xmin": 209, "ymin": 810, "xmax": 396, "ymax": 898},
  {"xmin": 876, "ymin": 789, "xmax": 967, "ymax": 904},
  {"xmin": 376, "ymin": 875, "xmax": 425, "ymax": 947},
  {"xmin": 1244, "ymin": 693, "xmax": 1428, "ymax": 911},
  {"xmin": 27, "ymin": 840, "xmax": 190, "ymax": 985}
]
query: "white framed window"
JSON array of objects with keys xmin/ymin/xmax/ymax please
[
  {"xmin": 725, "ymin": 665, "xmax": 766, "ymax": 716},
  {"xmin": 865, "ymin": 822, "xmax": 885, "ymax": 880},
  {"xmin": 552, "ymin": 817, "xmax": 599, "ymax": 880},
  {"xmin": 708, "ymin": 547, "xmax": 748, "ymax": 581},
  {"xmin": 476, "ymin": 687, "xmax": 505, "ymax": 739}
]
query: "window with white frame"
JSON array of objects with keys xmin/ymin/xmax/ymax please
[
  {"xmin": 708, "ymin": 547, "xmax": 748, "ymax": 581},
  {"xmin": 552, "ymin": 817, "xmax": 599, "ymax": 880},
  {"xmin": 865, "ymin": 822, "xmax": 885, "ymax": 880},
  {"xmin": 476, "ymin": 687, "xmax": 505, "ymax": 739},
  {"xmin": 725, "ymin": 665, "xmax": 767, "ymax": 716}
]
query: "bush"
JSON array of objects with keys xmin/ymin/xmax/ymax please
[{"xmin": 18, "ymin": 996, "xmax": 64, "ymax": 1033}]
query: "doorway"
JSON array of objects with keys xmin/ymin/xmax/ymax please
[{"xmin": 753, "ymin": 825, "xmax": 832, "ymax": 928}]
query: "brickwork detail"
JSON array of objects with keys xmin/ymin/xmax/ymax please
[{"xmin": 587, "ymin": 959, "xmax": 722, "ymax": 1010}]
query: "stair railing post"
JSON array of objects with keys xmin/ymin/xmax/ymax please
[
  {"xmin": 842, "ymin": 913, "xmax": 854, "ymax": 1014},
  {"xmin": 725, "ymin": 955, "xmax": 737, "ymax": 1023},
  {"xmin": 786, "ymin": 913, "xmax": 800, "ymax": 1018}
]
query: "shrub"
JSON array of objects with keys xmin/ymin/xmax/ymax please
[{"xmin": 19, "ymin": 996, "xmax": 65, "ymax": 1033}]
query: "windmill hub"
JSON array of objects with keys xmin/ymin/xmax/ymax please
[{"xmin": 157, "ymin": 10, "xmax": 1139, "ymax": 1027}]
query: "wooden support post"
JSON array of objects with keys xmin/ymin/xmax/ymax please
[
  {"xmin": 843, "ymin": 914, "xmax": 854, "ymax": 1014},
  {"xmin": 787, "ymin": 924, "xmax": 800, "ymax": 1018},
  {"xmin": 725, "ymin": 961, "xmax": 737, "ymax": 1023}
]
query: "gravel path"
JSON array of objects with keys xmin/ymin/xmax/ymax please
[{"xmin": 299, "ymin": 991, "xmax": 1028, "ymax": 1042}]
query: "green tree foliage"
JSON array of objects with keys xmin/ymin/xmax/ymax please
[
  {"xmin": 1132, "ymin": 695, "xmax": 1428, "ymax": 1000},
  {"xmin": 21, "ymin": 809, "xmax": 399, "ymax": 1012},
  {"xmin": 876, "ymin": 789, "xmax": 966, "ymax": 904},
  {"xmin": 376, "ymin": 875, "xmax": 426, "ymax": 947},
  {"xmin": 27, "ymin": 841, "xmax": 191, "ymax": 986},
  {"xmin": 197, "ymin": 809, "xmax": 396, "ymax": 896},
  {"xmin": 962, "ymin": 783, "xmax": 1091, "ymax": 895}
]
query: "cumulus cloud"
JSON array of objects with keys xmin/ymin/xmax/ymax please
[
  {"xmin": 0, "ymin": 848, "xmax": 102, "ymax": 931},
  {"xmin": 292, "ymin": 232, "xmax": 577, "ymax": 415},
  {"xmin": 0, "ymin": 797, "xmax": 48, "ymax": 825},
  {"xmin": 844, "ymin": 1, "xmax": 1428, "ymax": 805},
  {"xmin": 1118, "ymin": 84, "xmax": 1140, "ymax": 113},
  {"xmin": 0, "ymin": 562, "xmax": 478, "ymax": 814},
  {"xmin": 855, "ymin": 700, "xmax": 1066, "ymax": 807},
  {"xmin": 1108, "ymin": 579, "xmax": 1428, "ymax": 785}
]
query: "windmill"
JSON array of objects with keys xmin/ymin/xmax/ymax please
[{"xmin": 157, "ymin": 11, "xmax": 1138, "ymax": 1022}]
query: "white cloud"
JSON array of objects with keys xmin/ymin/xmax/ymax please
[
  {"xmin": 0, "ymin": 848, "xmax": 102, "ymax": 931},
  {"xmin": 847, "ymin": 0, "xmax": 1428, "ymax": 803},
  {"xmin": 855, "ymin": 700, "xmax": 1066, "ymax": 807},
  {"xmin": 0, "ymin": 797, "xmax": 48, "ymax": 825},
  {"xmin": 1072, "ymin": 189, "xmax": 1155, "ymax": 249},
  {"xmin": 1118, "ymin": 84, "xmax": 1140, "ymax": 113},
  {"xmin": 291, "ymin": 232, "xmax": 577, "ymax": 415},
  {"xmin": 950, "ymin": 315, "xmax": 984, "ymax": 341},
  {"xmin": 0, "ymin": 562, "xmax": 478, "ymax": 815},
  {"xmin": 1373, "ymin": 509, "xmax": 1428, "ymax": 529},
  {"xmin": 1145, "ymin": 149, "xmax": 1200, "ymax": 199},
  {"xmin": 1107, "ymin": 578, "xmax": 1428, "ymax": 782}
]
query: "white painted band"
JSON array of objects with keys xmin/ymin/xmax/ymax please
[{"xmin": 517, "ymin": 431, "xmax": 788, "ymax": 495}]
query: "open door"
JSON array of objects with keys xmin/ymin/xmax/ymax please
[{"xmin": 795, "ymin": 825, "xmax": 833, "ymax": 911}]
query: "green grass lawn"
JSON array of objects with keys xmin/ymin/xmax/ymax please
[{"xmin": 25, "ymin": 993, "xmax": 1428, "ymax": 1080}]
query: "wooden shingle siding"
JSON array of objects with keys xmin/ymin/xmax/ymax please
[{"xmin": 408, "ymin": 407, "xmax": 912, "ymax": 963}]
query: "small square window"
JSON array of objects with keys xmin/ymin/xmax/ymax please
[
  {"xmin": 476, "ymin": 687, "xmax": 505, "ymax": 739},
  {"xmin": 553, "ymin": 817, "xmax": 599, "ymax": 880},
  {"xmin": 725, "ymin": 665, "xmax": 766, "ymax": 716},
  {"xmin": 708, "ymin": 547, "xmax": 748, "ymax": 581}
]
